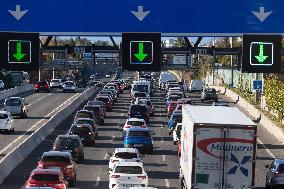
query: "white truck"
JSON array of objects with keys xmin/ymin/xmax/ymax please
[
  {"xmin": 131, "ymin": 81, "xmax": 152, "ymax": 96},
  {"xmin": 180, "ymin": 105, "xmax": 256, "ymax": 189}
]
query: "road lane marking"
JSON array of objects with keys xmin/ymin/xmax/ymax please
[
  {"xmin": 162, "ymin": 155, "xmax": 166, "ymax": 161},
  {"xmin": 257, "ymin": 138, "xmax": 276, "ymax": 158},
  {"xmin": 104, "ymin": 153, "xmax": 108, "ymax": 160},
  {"xmin": 0, "ymin": 93, "xmax": 80, "ymax": 159},
  {"xmin": 27, "ymin": 93, "xmax": 52, "ymax": 107},
  {"xmin": 95, "ymin": 176, "xmax": 100, "ymax": 186},
  {"xmin": 165, "ymin": 179, "xmax": 170, "ymax": 188},
  {"xmin": 161, "ymin": 137, "xmax": 164, "ymax": 143}
]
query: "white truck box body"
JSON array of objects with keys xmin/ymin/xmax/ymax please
[
  {"xmin": 180, "ymin": 106, "xmax": 256, "ymax": 189},
  {"xmin": 131, "ymin": 81, "xmax": 151, "ymax": 95}
]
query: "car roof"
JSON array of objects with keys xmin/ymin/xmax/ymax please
[
  {"xmin": 114, "ymin": 148, "xmax": 139, "ymax": 153},
  {"xmin": 77, "ymin": 110, "xmax": 92, "ymax": 113},
  {"xmin": 127, "ymin": 127, "xmax": 150, "ymax": 131},
  {"xmin": 71, "ymin": 124, "xmax": 92, "ymax": 128},
  {"xmin": 127, "ymin": 118, "xmax": 145, "ymax": 122},
  {"xmin": 6, "ymin": 96, "xmax": 21, "ymax": 100},
  {"xmin": 57, "ymin": 135, "xmax": 80, "ymax": 139},
  {"xmin": 115, "ymin": 161, "xmax": 143, "ymax": 167},
  {"xmin": 0, "ymin": 111, "xmax": 10, "ymax": 114},
  {"xmin": 31, "ymin": 168, "xmax": 61, "ymax": 175},
  {"xmin": 42, "ymin": 151, "xmax": 72, "ymax": 157}
]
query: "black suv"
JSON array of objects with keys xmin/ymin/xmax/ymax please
[
  {"xmin": 53, "ymin": 135, "xmax": 84, "ymax": 163},
  {"xmin": 68, "ymin": 124, "xmax": 96, "ymax": 146},
  {"xmin": 83, "ymin": 105, "xmax": 104, "ymax": 125},
  {"xmin": 128, "ymin": 104, "xmax": 149, "ymax": 123}
]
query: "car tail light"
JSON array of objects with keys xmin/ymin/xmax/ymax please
[
  {"xmin": 54, "ymin": 183, "xmax": 66, "ymax": 189},
  {"xmin": 53, "ymin": 145, "xmax": 59, "ymax": 150},
  {"xmin": 111, "ymin": 159, "xmax": 119, "ymax": 163},
  {"xmin": 34, "ymin": 84, "xmax": 40, "ymax": 88},
  {"xmin": 37, "ymin": 162, "xmax": 43, "ymax": 169},
  {"xmin": 89, "ymin": 132, "xmax": 92, "ymax": 135},
  {"xmin": 137, "ymin": 176, "xmax": 146, "ymax": 179},
  {"xmin": 275, "ymin": 171, "xmax": 282, "ymax": 176},
  {"xmin": 125, "ymin": 125, "xmax": 131, "ymax": 128},
  {"xmin": 27, "ymin": 183, "xmax": 36, "ymax": 187},
  {"xmin": 111, "ymin": 175, "xmax": 120, "ymax": 178}
]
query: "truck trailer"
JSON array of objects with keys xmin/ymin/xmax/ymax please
[{"xmin": 180, "ymin": 105, "xmax": 256, "ymax": 189}]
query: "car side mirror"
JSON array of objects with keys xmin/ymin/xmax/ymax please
[
  {"xmin": 265, "ymin": 165, "xmax": 270, "ymax": 168},
  {"xmin": 108, "ymin": 168, "xmax": 113, "ymax": 171},
  {"xmin": 145, "ymin": 169, "xmax": 150, "ymax": 173},
  {"xmin": 108, "ymin": 153, "xmax": 112, "ymax": 156}
]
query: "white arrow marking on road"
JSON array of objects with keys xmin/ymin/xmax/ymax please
[
  {"xmin": 8, "ymin": 5, "xmax": 29, "ymax": 21},
  {"xmin": 252, "ymin": 7, "xmax": 272, "ymax": 22},
  {"xmin": 131, "ymin": 6, "xmax": 150, "ymax": 21}
]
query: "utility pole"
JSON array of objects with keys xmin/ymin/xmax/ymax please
[{"xmin": 230, "ymin": 37, "xmax": 234, "ymax": 88}]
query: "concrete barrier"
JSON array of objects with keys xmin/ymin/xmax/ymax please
[
  {"xmin": 212, "ymin": 85, "xmax": 284, "ymax": 144},
  {"xmin": 0, "ymin": 87, "xmax": 96, "ymax": 184},
  {"xmin": 0, "ymin": 84, "xmax": 34, "ymax": 101}
]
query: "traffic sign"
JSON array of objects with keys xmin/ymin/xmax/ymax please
[
  {"xmin": 122, "ymin": 33, "xmax": 161, "ymax": 71},
  {"xmin": 0, "ymin": 32, "xmax": 39, "ymax": 71},
  {"xmin": 242, "ymin": 35, "xmax": 282, "ymax": 73},
  {"xmin": 252, "ymin": 80, "xmax": 263, "ymax": 91},
  {"xmin": 1, "ymin": 1, "xmax": 284, "ymax": 34}
]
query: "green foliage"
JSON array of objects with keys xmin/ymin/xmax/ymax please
[
  {"xmin": 264, "ymin": 76, "xmax": 284, "ymax": 121},
  {"xmin": 0, "ymin": 70, "xmax": 13, "ymax": 88}
]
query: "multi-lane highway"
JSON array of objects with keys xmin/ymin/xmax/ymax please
[{"xmin": 0, "ymin": 71, "xmax": 283, "ymax": 189}]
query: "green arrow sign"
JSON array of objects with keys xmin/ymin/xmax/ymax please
[
  {"xmin": 255, "ymin": 43, "xmax": 268, "ymax": 63},
  {"xmin": 13, "ymin": 41, "xmax": 26, "ymax": 61},
  {"xmin": 134, "ymin": 42, "xmax": 148, "ymax": 62}
]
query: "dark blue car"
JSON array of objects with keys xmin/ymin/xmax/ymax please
[{"xmin": 123, "ymin": 128, "xmax": 154, "ymax": 154}]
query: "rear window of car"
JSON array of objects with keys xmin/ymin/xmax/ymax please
[
  {"xmin": 64, "ymin": 82, "xmax": 74, "ymax": 86},
  {"xmin": 37, "ymin": 81, "xmax": 47, "ymax": 85},
  {"xmin": 127, "ymin": 121, "xmax": 144, "ymax": 126},
  {"xmin": 168, "ymin": 96, "xmax": 179, "ymax": 101},
  {"xmin": 0, "ymin": 113, "xmax": 8, "ymax": 119},
  {"xmin": 114, "ymin": 166, "xmax": 142, "ymax": 174},
  {"xmin": 127, "ymin": 131, "xmax": 151, "ymax": 137},
  {"xmin": 115, "ymin": 152, "xmax": 138, "ymax": 159},
  {"xmin": 5, "ymin": 99, "xmax": 21, "ymax": 106},
  {"xmin": 75, "ymin": 119, "xmax": 94, "ymax": 126},
  {"xmin": 96, "ymin": 98, "xmax": 109, "ymax": 102},
  {"xmin": 84, "ymin": 106, "xmax": 100, "ymax": 112},
  {"xmin": 71, "ymin": 126, "xmax": 91, "ymax": 136},
  {"xmin": 41, "ymin": 155, "xmax": 71, "ymax": 163},
  {"xmin": 205, "ymin": 88, "xmax": 216, "ymax": 93},
  {"xmin": 134, "ymin": 93, "xmax": 146, "ymax": 97},
  {"xmin": 169, "ymin": 102, "xmax": 177, "ymax": 106},
  {"xmin": 32, "ymin": 174, "xmax": 59, "ymax": 182},
  {"xmin": 77, "ymin": 112, "xmax": 92, "ymax": 118},
  {"xmin": 57, "ymin": 138, "xmax": 79, "ymax": 148}
]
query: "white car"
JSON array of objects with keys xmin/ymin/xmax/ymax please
[
  {"xmin": 63, "ymin": 81, "xmax": 76, "ymax": 93},
  {"xmin": 123, "ymin": 118, "xmax": 147, "ymax": 132},
  {"xmin": 166, "ymin": 91, "xmax": 184, "ymax": 99},
  {"xmin": 134, "ymin": 97, "xmax": 151, "ymax": 105},
  {"xmin": 0, "ymin": 111, "xmax": 14, "ymax": 133},
  {"xmin": 109, "ymin": 162, "xmax": 148, "ymax": 189},
  {"xmin": 49, "ymin": 79, "xmax": 63, "ymax": 89},
  {"xmin": 108, "ymin": 148, "xmax": 142, "ymax": 171},
  {"xmin": 173, "ymin": 123, "xmax": 182, "ymax": 145},
  {"xmin": 0, "ymin": 80, "xmax": 4, "ymax": 89}
]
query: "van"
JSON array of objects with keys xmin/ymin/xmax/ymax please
[
  {"xmin": 188, "ymin": 80, "xmax": 203, "ymax": 92},
  {"xmin": 159, "ymin": 72, "xmax": 176, "ymax": 90},
  {"xmin": 131, "ymin": 81, "xmax": 151, "ymax": 96}
]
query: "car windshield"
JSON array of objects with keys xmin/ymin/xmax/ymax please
[
  {"xmin": 71, "ymin": 126, "xmax": 91, "ymax": 136},
  {"xmin": 114, "ymin": 166, "xmax": 142, "ymax": 174},
  {"xmin": 5, "ymin": 99, "xmax": 21, "ymax": 106},
  {"xmin": 127, "ymin": 131, "xmax": 151, "ymax": 137},
  {"xmin": 115, "ymin": 152, "xmax": 138, "ymax": 159},
  {"xmin": 77, "ymin": 112, "xmax": 92, "ymax": 118},
  {"xmin": 134, "ymin": 93, "xmax": 147, "ymax": 97},
  {"xmin": 96, "ymin": 98, "xmax": 109, "ymax": 102},
  {"xmin": 0, "ymin": 113, "xmax": 8, "ymax": 119},
  {"xmin": 41, "ymin": 155, "xmax": 71, "ymax": 163},
  {"xmin": 168, "ymin": 96, "xmax": 179, "ymax": 101},
  {"xmin": 76, "ymin": 119, "xmax": 94, "ymax": 126},
  {"xmin": 127, "ymin": 121, "xmax": 144, "ymax": 126},
  {"xmin": 32, "ymin": 174, "xmax": 59, "ymax": 182},
  {"xmin": 133, "ymin": 85, "xmax": 148, "ymax": 93},
  {"xmin": 57, "ymin": 138, "xmax": 79, "ymax": 148}
]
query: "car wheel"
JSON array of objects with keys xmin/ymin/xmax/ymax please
[
  {"xmin": 201, "ymin": 99, "xmax": 204, "ymax": 102},
  {"xmin": 69, "ymin": 177, "xmax": 75, "ymax": 187}
]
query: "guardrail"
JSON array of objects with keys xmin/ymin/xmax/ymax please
[
  {"xmin": 0, "ymin": 84, "xmax": 34, "ymax": 102},
  {"xmin": 0, "ymin": 86, "xmax": 97, "ymax": 184}
]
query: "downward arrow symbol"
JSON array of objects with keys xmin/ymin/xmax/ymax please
[
  {"xmin": 252, "ymin": 7, "xmax": 272, "ymax": 22},
  {"xmin": 131, "ymin": 6, "xmax": 150, "ymax": 21},
  {"xmin": 8, "ymin": 5, "xmax": 29, "ymax": 21}
]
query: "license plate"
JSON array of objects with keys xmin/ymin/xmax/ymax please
[
  {"xmin": 48, "ymin": 166, "xmax": 61, "ymax": 170},
  {"xmin": 122, "ymin": 184, "xmax": 136, "ymax": 187}
]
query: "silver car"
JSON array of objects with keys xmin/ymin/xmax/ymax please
[
  {"xmin": 4, "ymin": 97, "xmax": 28, "ymax": 118},
  {"xmin": 265, "ymin": 159, "xmax": 284, "ymax": 188},
  {"xmin": 63, "ymin": 81, "xmax": 76, "ymax": 93}
]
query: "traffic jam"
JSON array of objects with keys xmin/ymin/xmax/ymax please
[{"xmin": 0, "ymin": 71, "xmax": 264, "ymax": 189}]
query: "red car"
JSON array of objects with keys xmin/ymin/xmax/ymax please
[
  {"xmin": 167, "ymin": 101, "xmax": 178, "ymax": 117},
  {"xmin": 34, "ymin": 80, "xmax": 50, "ymax": 93},
  {"xmin": 25, "ymin": 169, "xmax": 68, "ymax": 189},
  {"xmin": 37, "ymin": 151, "xmax": 77, "ymax": 186},
  {"xmin": 96, "ymin": 96, "xmax": 113, "ymax": 111}
]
